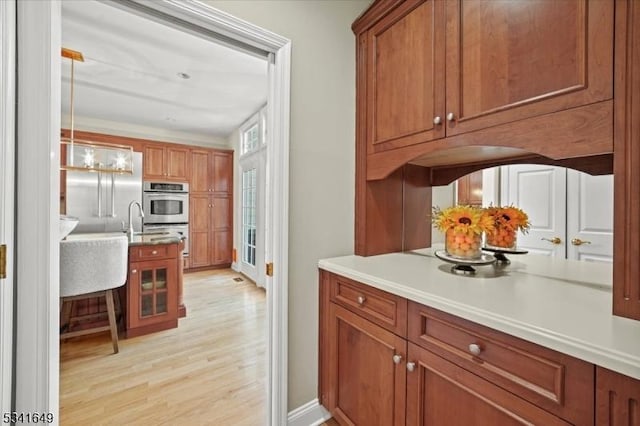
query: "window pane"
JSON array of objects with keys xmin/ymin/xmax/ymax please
[{"xmin": 242, "ymin": 168, "xmax": 257, "ymax": 266}]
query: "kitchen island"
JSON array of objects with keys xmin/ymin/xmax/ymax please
[
  {"xmin": 63, "ymin": 231, "xmax": 186, "ymax": 338},
  {"xmin": 319, "ymin": 249, "xmax": 640, "ymax": 425}
]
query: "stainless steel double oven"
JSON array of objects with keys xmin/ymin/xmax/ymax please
[{"xmin": 142, "ymin": 181, "xmax": 189, "ymax": 257}]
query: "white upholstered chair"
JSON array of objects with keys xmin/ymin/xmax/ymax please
[{"xmin": 60, "ymin": 235, "xmax": 128, "ymax": 354}]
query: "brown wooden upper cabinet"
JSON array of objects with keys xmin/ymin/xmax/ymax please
[
  {"xmin": 190, "ymin": 149, "xmax": 233, "ymax": 194},
  {"xmin": 360, "ymin": 0, "xmax": 613, "ymax": 155},
  {"xmin": 144, "ymin": 144, "xmax": 190, "ymax": 181}
]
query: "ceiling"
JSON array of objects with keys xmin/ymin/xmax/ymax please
[{"xmin": 61, "ymin": 1, "xmax": 268, "ymax": 139}]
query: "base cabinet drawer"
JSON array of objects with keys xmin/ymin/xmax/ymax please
[
  {"xmin": 408, "ymin": 302, "xmax": 594, "ymax": 426},
  {"xmin": 329, "ymin": 272, "xmax": 407, "ymax": 335},
  {"xmin": 406, "ymin": 342, "xmax": 571, "ymax": 426}
]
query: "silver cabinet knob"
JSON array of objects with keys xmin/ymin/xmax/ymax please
[
  {"xmin": 447, "ymin": 112, "xmax": 455, "ymax": 122},
  {"xmin": 151, "ymin": 250, "xmax": 157, "ymax": 255},
  {"xmin": 406, "ymin": 362, "xmax": 416, "ymax": 372},
  {"xmin": 433, "ymin": 116, "xmax": 442, "ymax": 125},
  {"xmin": 392, "ymin": 354, "xmax": 402, "ymax": 365},
  {"xmin": 357, "ymin": 295, "xmax": 366, "ymax": 305},
  {"xmin": 469, "ymin": 343, "xmax": 482, "ymax": 356},
  {"xmin": 131, "ymin": 269, "xmax": 137, "ymax": 274}
]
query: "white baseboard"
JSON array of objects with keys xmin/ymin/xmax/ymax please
[{"xmin": 288, "ymin": 399, "xmax": 331, "ymax": 426}]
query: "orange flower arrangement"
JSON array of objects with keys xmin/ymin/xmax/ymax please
[
  {"xmin": 433, "ymin": 205, "xmax": 494, "ymax": 259},
  {"xmin": 485, "ymin": 205, "xmax": 530, "ymax": 249},
  {"xmin": 432, "ymin": 205, "xmax": 494, "ymax": 236}
]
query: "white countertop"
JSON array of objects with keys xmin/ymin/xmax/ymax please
[{"xmin": 319, "ymin": 247, "xmax": 640, "ymax": 380}]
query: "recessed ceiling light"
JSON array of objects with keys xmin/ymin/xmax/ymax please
[{"xmin": 177, "ymin": 72, "xmax": 191, "ymax": 79}]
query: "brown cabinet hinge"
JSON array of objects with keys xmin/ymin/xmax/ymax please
[{"xmin": 266, "ymin": 262, "xmax": 273, "ymax": 277}]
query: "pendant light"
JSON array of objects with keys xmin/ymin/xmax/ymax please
[{"xmin": 60, "ymin": 47, "xmax": 134, "ymax": 174}]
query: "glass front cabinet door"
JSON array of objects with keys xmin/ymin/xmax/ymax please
[{"xmin": 128, "ymin": 258, "xmax": 178, "ymax": 331}]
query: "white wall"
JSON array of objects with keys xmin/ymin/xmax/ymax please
[
  {"xmin": 206, "ymin": 0, "xmax": 371, "ymax": 411},
  {"xmin": 62, "ymin": 113, "xmax": 230, "ymax": 148}
]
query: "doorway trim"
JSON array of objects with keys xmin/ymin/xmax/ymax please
[
  {"xmin": 0, "ymin": 0, "xmax": 16, "ymax": 414},
  {"xmin": 16, "ymin": 1, "xmax": 291, "ymax": 424}
]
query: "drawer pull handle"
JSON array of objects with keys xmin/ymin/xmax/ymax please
[
  {"xmin": 151, "ymin": 250, "xmax": 158, "ymax": 255},
  {"xmin": 406, "ymin": 362, "xmax": 416, "ymax": 372},
  {"xmin": 357, "ymin": 295, "xmax": 366, "ymax": 305},
  {"xmin": 392, "ymin": 354, "xmax": 402, "ymax": 365},
  {"xmin": 469, "ymin": 343, "xmax": 482, "ymax": 356}
]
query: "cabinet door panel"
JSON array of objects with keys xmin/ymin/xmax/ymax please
[
  {"xmin": 445, "ymin": 0, "xmax": 612, "ymax": 136},
  {"xmin": 406, "ymin": 343, "xmax": 570, "ymax": 426},
  {"xmin": 191, "ymin": 150, "xmax": 210, "ymax": 193},
  {"xmin": 212, "ymin": 230, "xmax": 231, "ymax": 265},
  {"xmin": 190, "ymin": 195, "xmax": 210, "ymax": 233},
  {"xmin": 328, "ymin": 304, "xmax": 406, "ymax": 426},
  {"xmin": 367, "ymin": 0, "xmax": 445, "ymax": 153},
  {"xmin": 596, "ymin": 367, "xmax": 640, "ymax": 426},
  {"xmin": 190, "ymin": 231, "xmax": 211, "ymax": 268},
  {"xmin": 212, "ymin": 196, "xmax": 231, "ymax": 230},
  {"xmin": 166, "ymin": 147, "xmax": 189, "ymax": 180},
  {"xmin": 128, "ymin": 259, "xmax": 177, "ymax": 329},
  {"xmin": 212, "ymin": 153, "xmax": 232, "ymax": 193},
  {"xmin": 144, "ymin": 145, "xmax": 165, "ymax": 179}
]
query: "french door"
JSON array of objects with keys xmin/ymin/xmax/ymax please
[{"xmin": 240, "ymin": 150, "xmax": 266, "ymax": 287}]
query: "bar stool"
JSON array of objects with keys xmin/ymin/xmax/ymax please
[{"xmin": 60, "ymin": 235, "xmax": 128, "ymax": 354}]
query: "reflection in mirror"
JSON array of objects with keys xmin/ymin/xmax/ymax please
[{"xmin": 432, "ymin": 165, "xmax": 614, "ymax": 263}]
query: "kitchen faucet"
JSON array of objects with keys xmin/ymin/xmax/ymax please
[{"xmin": 127, "ymin": 201, "xmax": 144, "ymax": 236}]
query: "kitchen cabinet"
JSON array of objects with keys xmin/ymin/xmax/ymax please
[
  {"xmin": 143, "ymin": 143, "xmax": 189, "ymax": 181},
  {"xmin": 357, "ymin": 0, "xmax": 613, "ymax": 156},
  {"xmin": 596, "ymin": 367, "xmax": 640, "ymax": 425},
  {"xmin": 406, "ymin": 342, "xmax": 570, "ymax": 426},
  {"xmin": 127, "ymin": 243, "xmax": 179, "ymax": 337},
  {"xmin": 353, "ymin": 0, "xmax": 615, "ymax": 256},
  {"xmin": 364, "ymin": 0, "xmax": 444, "ymax": 154},
  {"xmin": 613, "ymin": 0, "xmax": 640, "ymax": 320},
  {"xmin": 352, "ymin": 0, "xmax": 640, "ymax": 324},
  {"xmin": 326, "ymin": 303, "xmax": 406, "ymax": 426},
  {"xmin": 319, "ymin": 270, "xmax": 598, "ymax": 426},
  {"xmin": 456, "ymin": 170, "xmax": 482, "ymax": 206},
  {"xmin": 189, "ymin": 193, "xmax": 232, "ymax": 268},
  {"xmin": 190, "ymin": 149, "xmax": 232, "ymax": 195},
  {"xmin": 189, "ymin": 149, "xmax": 233, "ymax": 269}
]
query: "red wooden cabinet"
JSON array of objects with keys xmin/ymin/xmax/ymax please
[
  {"xmin": 188, "ymin": 149, "xmax": 233, "ymax": 269},
  {"xmin": 596, "ymin": 367, "xmax": 640, "ymax": 426},
  {"xmin": 406, "ymin": 342, "xmax": 570, "ymax": 426},
  {"xmin": 143, "ymin": 144, "xmax": 189, "ymax": 181},
  {"xmin": 127, "ymin": 244, "xmax": 179, "ymax": 337},
  {"xmin": 325, "ymin": 303, "xmax": 407, "ymax": 426},
  {"xmin": 319, "ymin": 270, "xmax": 620, "ymax": 426}
]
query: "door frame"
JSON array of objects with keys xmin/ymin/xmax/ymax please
[
  {"xmin": 16, "ymin": 1, "xmax": 291, "ymax": 424},
  {"xmin": 0, "ymin": 0, "xmax": 16, "ymax": 414}
]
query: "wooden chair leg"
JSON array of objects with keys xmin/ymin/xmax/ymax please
[
  {"xmin": 60, "ymin": 299, "xmax": 73, "ymax": 333},
  {"xmin": 105, "ymin": 290, "xmax": 119, "ymax": 354}
]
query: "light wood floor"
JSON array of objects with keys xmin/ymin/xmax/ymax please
[{"xmin": 60, "ymin": 269, "xmax": 266, "ymax": 425}]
